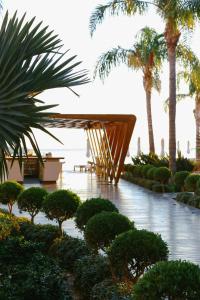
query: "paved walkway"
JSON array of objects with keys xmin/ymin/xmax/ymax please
[{"xmin": 11, "ymin": 171, "xmax": 200, "ymax": 265}]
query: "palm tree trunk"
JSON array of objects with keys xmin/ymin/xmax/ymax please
[
  {"xmin": 168, "ymin": 45, "xmax": 177, "ymax": 173},
  {"xmin": 165, "ymin": 23, "xmax": 180, "ymax": 174},
  {"xmin": 194, "ymin": 96, "xmax": 200, "ymax": 161},
  {"xmin": 143, "ymin": 72, "xmax": 155, "ymax": 154},
  {"xmin": 145, "ymin": 89, "xmax": 155, "ymax": 153}
]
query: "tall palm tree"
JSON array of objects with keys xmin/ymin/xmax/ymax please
[
  {"xmin": 94, "ymin": 27, "xmax": 166, "ymax": 153},
  {"xmin": 90, "ymin": 0, "xmax": 200, "ymax": 173},
  {"xmin": 0, "ymin": 12, "xmax": 89, "ymax": 181}
]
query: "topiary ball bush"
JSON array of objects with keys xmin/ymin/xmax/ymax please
[
  {"xmin": 108, "ymin": 229, "xmax": 168, "ymax": 282},
  {"xmin": 85, "ymin": 211, "xmax": 134, "ymax": 252},
  {"xmin": 42, "ymin": 189, "xmax": 80, "ymax": 233},
  {"xmin": 142, "ymin": 165, "xmax": 154, "ymax": 179},
  {"xmin": 74, "ymin": 255, "xmax": 111, "ymax": 300},
  {"xmin": 91, "ymin": 279, "xmax": 132, "ymax": 300},
  {"xmin": 154, "ymin": 167, "xmax": 171, "ymax": 184},
  {"xmin": 184, "ymin": 174, "xmax": 200, "ymax": 192},
  {"xmin": 17, "ymin": 187, "xmax": 48, "ymax": 223},
  {"xmin": 49, "ymin": 235, "xmax": 90, "ymax": 272},
  {"xmin": 147, "ymin": 166, "xmax": 157, "ymax": 180},
  {"xmin": 75, "ymin": 197, "xmax": 118, "ymax": 231},
  {"xmin": 132, "ymin": 260, "xmax": 200, "ymax": 300},
  {"xmin": 0, "ymin": 180, "xmax": 24, "ymax": 213},
  {"xmin": 174, "ymin": 171, "xmax": 190, "ymax": 191},
  {"xmin": 176, "ymin": 192, "xmax": 193, "ymax": 204}
]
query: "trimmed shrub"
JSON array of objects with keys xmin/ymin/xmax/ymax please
[
  {"xmin": 176, "ymin": 192, "xmax": 193, "ymax": 204},
  {"xmin": 0, "ymin": 252, "xmax": 72, "ymax": 300},
  {"xmin": 188, "ymin": 196, "xmax": 200, "ymax": 208},
  {"xmin": 75, "ymin": 197, "xmax": 118, "ymax": 231},
  {"xmin": 42, "ymin": 189, "xmax": 80, "ymax": 234},
  {"xmin": 154, "ymin": 167, "xmax": 171, "ymax": 184},
  {"xmin": 132, "ymin": 260, "xmax": 200, "ymax": 300},
  {"xmin": 19, "ymin": 222, "xmax": 61, "ymax": 252},
  {"xmin": 184, "ymin": 174, "xmax": 200, "ymax": 192},
  {"xmin": 108, "ymin": 229, "xmax": 168, "ymax": 282},
  {"xmin": 174, "ymin": 171, "xmax": 190, "ymax": 191},
  {"xmin": 85, "ymin": 211, "xmax": 134, "ymax": 252},
  {"xmin": 49, "ymin": 235, "xmax": 90, "ymax": 272},
  {"xmin": 141, "ymin": 165, "xmax": 154, "ymax": 178},
  {"xmin": 17, "ymin": 187, "xmax": 48, "ymax": 223},
  {"xmin": 91, "ymin": 279, "xmax": 132, "ymax": 300},
  {"xmin": 0, "ymin": 180, "xmax": 24, "ymax": 213},
  {"xmin": 0, "ymin": 212, "xmax": 20, "ymax": 240},
  {"xmin": 147, "ymin": 166, "xmax": 157, "ymax": 180},
  {"xmin": 74, "ymin": 255, "xmax": 111, "ymax": 300}
]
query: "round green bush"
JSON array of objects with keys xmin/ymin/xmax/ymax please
[
  {"xmin": 85, "ymin": 211, "xmax": 134, "ymax": 252},
  {"xmin": 91, "ymin": 279, "xmax": 132, "ymax": 300},
  {"xmin": 108, "ymin": 229, "xmax": 168, "ymax": 282},
  {"xmin": 142, "ymin": 165, "xmax": 154, "ymax": 179},
  {"xmin": 147, "ymin": 166, "xmax": 157, "ymax": 180},
  {"xmin": 42, "ymin": 189, "xmax": 80, "ymax": 234},
  {"xmin": 17, "ymin": 187, "xmax": 48, "ymax": 223},
  {"xmin": 184, "ymin": 174, "xmax": 200, "ymax": 192},
  {"xmin": 176, "ymin": 192, "xmax": 193, "ymax": 203},
  {"xmin": 19, "ymin": 222, "xmax": 61, "ymax": 252},
  {"xmin": 174, "ymin": 171, "xmax": 190, "ymax": 191},
  {"xmin": 49, "ymin": 235, "xmax": 90, "ymax": 271},
  {"xmin": 154, "ymin": 167, "xmax": 171, "ymax": 184},
  {"xmin": 74, "ymin": 255, "xmax": 111, "ymax": 300},
  {"xmin": 75, "ymin": 197, "xmax": 118, "ymax": 231},
  {"xmin": 0, "ymin": 180, "xmax": 24, "ymax": 213},
  {"xmin": 132, "ymin": 260, "xmax": 200, "ymax": 300}
]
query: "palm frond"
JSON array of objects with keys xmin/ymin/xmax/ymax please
[
  {"xmin": 164, "ymin": 93, "xmax": 190, "ymax": 112},
  {"xmin": 94, "ymin": 46, "xmax": 130, "ymax": 81},
  {"xmin": 89, "ymin": 0, "xmax": 148, "ymax": 36},
  {"xmin": 0, "ymin": 12, "xmax": 89, "ymax": 181}
]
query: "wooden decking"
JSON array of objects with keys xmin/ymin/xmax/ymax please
[{"xmin": 10, "ymin": 171, "xmax": 200, "ymax": 266}]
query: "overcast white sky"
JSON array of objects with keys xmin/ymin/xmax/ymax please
[{"xmin": 2, "ymin": 0, "xmax": 200, "ymax": 156}]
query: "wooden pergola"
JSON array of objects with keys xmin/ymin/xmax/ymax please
[{"xmin": 45, "ymin": 114, "xmax": 136, "ymax": 185}]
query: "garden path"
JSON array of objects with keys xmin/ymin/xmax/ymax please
[{"xmin": 11, "ymin": 170, "xmax": 200, "ymax": 265}]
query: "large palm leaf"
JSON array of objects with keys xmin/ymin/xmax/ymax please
[{"xmin": 0, "ymin": 12, "xmax": 89, "ymax": 181}]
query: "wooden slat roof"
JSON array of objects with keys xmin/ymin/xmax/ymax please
[{"xmin": 44, "ymin": 114, "xmax": 136, "ymax": 129}]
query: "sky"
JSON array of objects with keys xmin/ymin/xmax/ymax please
[{"xmin": 2, "ymin": 0, "xmax": 200, "ymax": 157}]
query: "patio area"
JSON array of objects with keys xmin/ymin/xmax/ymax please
[{"xmin": 10, "ymin": 170, "xmax": 200, "ymax": 265}]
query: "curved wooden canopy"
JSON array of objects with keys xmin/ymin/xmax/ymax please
[{"xmin": 45, "ymin": 114, "xmax": 136, "ymax": 185}]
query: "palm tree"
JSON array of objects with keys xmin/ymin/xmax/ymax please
[
  {"xmin": 90, "ymin": 0, "xmax": 200, "ymax": 173},
  {"xmin": 0, "ymin": 12, "xmax": 89, "ymax": 181},
  {"xmin": 94, "ymin": 27, "xmax": 166, "ymax": 153}
]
